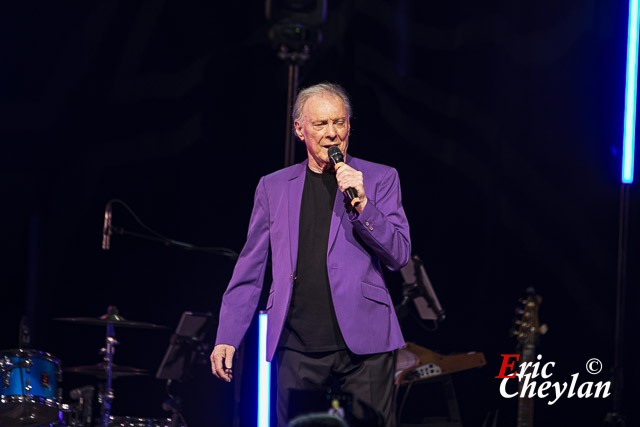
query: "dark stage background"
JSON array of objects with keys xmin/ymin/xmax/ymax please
[{"xmin": 2, "ymin": 1, "xmax": 639, "ymax": 426}]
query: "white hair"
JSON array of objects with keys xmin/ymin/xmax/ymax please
[{"xmin": 292, "ymin": 83, "xmax": 353, "ymax": 125}]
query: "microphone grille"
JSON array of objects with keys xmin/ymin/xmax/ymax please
[{"xmin": 327, "ymin": 146, "xmax": 344, "ymax": 165}]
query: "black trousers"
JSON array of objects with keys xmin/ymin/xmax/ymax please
[{"xmin": 275, "ymin": 348, "xmax": 395, "ymax": 426}]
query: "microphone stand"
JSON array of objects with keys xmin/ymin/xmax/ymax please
[
  {"xmin": 101, "ymin": 198, "xmax": 239, "ymax": 260},
  {"xmin": 100, "ymin": 200, "xmax": 240, "ymax": 426}
]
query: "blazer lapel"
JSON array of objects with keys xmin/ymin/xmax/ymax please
[
  {"xmin": 288, "ymin": 161, "xmax": 307, "ymax": 272},
  {"xmin": 327, "ymin": 190, "xmax": 347, "ymax": 255}
]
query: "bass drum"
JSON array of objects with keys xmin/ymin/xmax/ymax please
[{"xmin": 0, "ymin": 349, "xmax": 63, "ymax": 427}]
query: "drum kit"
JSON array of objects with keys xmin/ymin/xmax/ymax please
[{"xmin": 0, "ymin": 306, "xmax": 182, "ymax": 427}]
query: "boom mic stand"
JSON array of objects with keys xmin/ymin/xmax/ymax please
[{"xmin": 101, "ymin": 199, "xmax": 239, "ymax": 260}]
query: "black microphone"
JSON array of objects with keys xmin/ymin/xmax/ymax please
[
  {"xmin": 327, "ymin": 146, "xmax": 360, "ymax": 207},
  {"xmin": 102, "ymin": 202, "xmax": 112, "ymax": 250}
]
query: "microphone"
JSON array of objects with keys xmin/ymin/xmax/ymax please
[
  {"xmin": 102, "ymin": 202, "xmax": 112, "ymax": 250},
  {"xmin": 327, "ymin": 146, "xmax": 360, "ymax": 207}
]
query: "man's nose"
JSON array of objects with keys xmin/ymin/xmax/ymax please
[{"xmin": 326, "ymin": 122, "xmax": 337, "ymax": 138}]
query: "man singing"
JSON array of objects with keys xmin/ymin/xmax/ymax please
[{"xmin": 210, "ymin": 83, "xmax": 411, "ymax": 426}]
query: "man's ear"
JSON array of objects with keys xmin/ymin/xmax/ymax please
[{"xmin": 293, "ymin": 120, "xmax": 304, "ymax": 141}]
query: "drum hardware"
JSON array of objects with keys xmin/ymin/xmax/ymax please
[
  {"xmin": 0, "ymin": 348, "xmax": 63, "ymax": 427},
  {"xmin": 1, "ymin": 356, "xmax": 13, "ymax": 389},
  {"xmin": 107, "ymin": 415, "xmax": 174, "ymax": 426},
  {"xmin": 2, "ymin": 309, "xmax": 169, "ymax": 427},
  {"xmin": 23, "ymin": 356, "xmax": 33, "ymax": 373},
  {"xmin": 65, "ymin": 362, "xmax": 148, "ymax": 379},
  {"xmin": 99, "ymin": 319, "xmax": 116, "ymax": 427},
  {"xmin": 1, "ymin": 355, "xmax": 15, "ymax": 371},
  {"xmin": 54, "ymin": 306, "xmax": 169, "ymax": 330},
  {"xmin": 67, "ymin": 385, "xmax": 95, "ymax": 427},
  {"xmin": 56, "ymin": 306, "xmax": 169, "ymax": 427}
]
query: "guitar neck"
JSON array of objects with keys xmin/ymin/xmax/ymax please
[
  {"xmin": 517, "ymin": 343, "xmax": 535, "ymax": 427},
  {"xmin": 512, "ymin": 290, "xmax": 545, "ymax": 427},
  {"xmin": 517, "ymin": 398, "xmax": 534, "ymax": 427}
]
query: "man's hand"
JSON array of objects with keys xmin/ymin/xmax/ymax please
[
  {"xmin": 210, "ymin": 344, "xmax": 235, "ymax": 382},
  {"xmin": 335, "ymin": 163, "xmax": 367, "ymax": 213}
]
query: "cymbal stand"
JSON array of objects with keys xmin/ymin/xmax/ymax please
[{"xmin": 100, "ymin": 322, "xmax": 117, "ymax": 427}]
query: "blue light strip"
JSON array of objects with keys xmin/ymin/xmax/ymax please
[
  {"xmin": 623, "ymin": 0, "xmax": 640, "ymax": 183},
  {"xmin": 258, "ymin": 312, "xmax": 270, "ymax": 427}
]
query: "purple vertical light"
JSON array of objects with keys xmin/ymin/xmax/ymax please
[
  {"xmin": 622, "ymin": 0, "xmax": 639, "ymax": 183},
  {"xmin": 258, "ymin": 311, "xmax": 270, "ymax": 427}
]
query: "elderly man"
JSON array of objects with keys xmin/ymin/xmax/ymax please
[{"xmin": 211, "ymin": 83, "xmax": 411, "ymax": 426}]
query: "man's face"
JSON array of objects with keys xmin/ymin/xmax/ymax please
[{"xmin": 294, "ymin": 92, "xmax": 350, "ymax": 173}]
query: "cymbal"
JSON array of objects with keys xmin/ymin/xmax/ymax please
[
  {"xmin": 55, "ymin": 306, "xmax": 168, "ymax": 329},
  {"xmin": 65, "ymin": 362, "xmax": 148, "ymax": 379}
]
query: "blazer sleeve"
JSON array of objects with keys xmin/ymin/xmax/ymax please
[
  {"xmin": 349, "ymin": 167, "xmax": 411, "ymax": 271},
  {"xmin": 215, "ymin": 177, "xmax": 270, "ymax": 349}
]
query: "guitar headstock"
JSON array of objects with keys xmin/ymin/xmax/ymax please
[{"xmin": 511, "ymin": 287, "xmax": 548, "ymax": 349}]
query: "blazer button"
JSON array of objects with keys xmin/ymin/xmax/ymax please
[
  {"xmin": 369, "ymin": 226, "xmax": 374, "ymax": 231},
  {"xmin": 290, "ymin": 273, "xmax": 293, "ymax": 278},
  {"xmin": 365, "ymin": 221, "xmax": 370, "ymax": 226}
]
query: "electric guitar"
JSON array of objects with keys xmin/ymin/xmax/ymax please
[{"xmin": 511, "ymin": 287, "xmax": 547, "ymax": 427}]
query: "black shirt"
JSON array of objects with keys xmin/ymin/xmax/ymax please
[{"xmin": 279, "ymin": 166, "xmax": 346, "ymax": 352}]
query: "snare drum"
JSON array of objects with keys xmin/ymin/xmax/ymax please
[{"xmin": 0, "ymin": 349, "xmax": 63, "ymax": 426}]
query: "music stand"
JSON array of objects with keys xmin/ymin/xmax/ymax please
[
  {"xmin": 156, "ymin": 312, "xmax": 214, "ymax": 381},
  {"xmin": 399, "ymin": 255, "xmax": 445, "ymax": 323},
  {"xmin": 156, "ymin": 312, "xmax": 215, "ymax": 427}
]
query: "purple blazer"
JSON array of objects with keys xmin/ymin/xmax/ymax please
[{"xmin": 215, "ymin": 156, "xmax": 411, "ymax": 361}]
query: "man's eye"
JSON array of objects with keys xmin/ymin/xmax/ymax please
[
  {"xmin": 313, "ymin": 123, "xmax": 326, "ymax": 129},
  {"xmin": 334, "ymin": 120, "xmax": 345, "ymax": 127}
]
